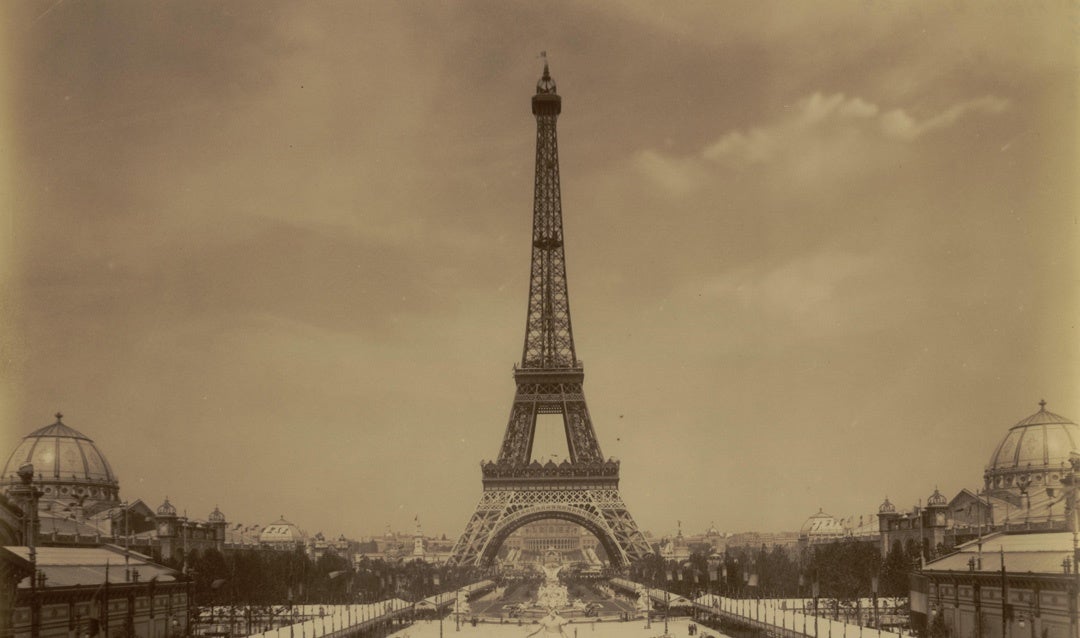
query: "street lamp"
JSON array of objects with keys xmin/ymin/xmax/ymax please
[
  {"xmin": 664, "ymin": 567, "xmax": 672, "ymax": 638},
  {"xmin": 432, "ymin": 573, "xmax": 443, "ymax": 638},
  {"xmin": 645, "ymin": 579, "xmax": 652, "ymax": 630},
  {"xmin": 1016, "ymin": 603, "xmax": 1037, "ymax": 638},
  {"xmin": 15, "ymin": 464, "xmax": 43, "ymax": 638},
  {"xmin": 707, "ymin": 558, "xmax": 721, "ymax": 617},
  {"xmin": 871, "ymin": 575, "xmax": 879, "ymax": 629}
]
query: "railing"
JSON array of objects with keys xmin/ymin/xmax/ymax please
[
  {"xmin": 238, "ymin": 601, "xmax": 411, "ymax": 638},
  {"xmin": 693, "ymin": 595, "xmax": 913, "ymax": 638},
  {"xmin": 241, "ymin": 581, "xmax": 494, "ymax": 638}
]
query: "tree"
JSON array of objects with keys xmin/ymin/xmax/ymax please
[{"xmin": 881, "ymin": 540, "xmax": 911, "ymax": 597}]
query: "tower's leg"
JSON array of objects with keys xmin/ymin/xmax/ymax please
[{"xmin": 497, "ymin": 403, "xmax": 537, "ymax": 465}]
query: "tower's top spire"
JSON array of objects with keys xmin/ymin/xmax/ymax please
[
  {"xmin": 532, "ymin": 56, "xmax": 561, "ymax": 116},
  {"xmin": 536, "ymin": 53, "xmax": 557, "ymax": 95}
]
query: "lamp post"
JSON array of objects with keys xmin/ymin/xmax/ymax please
[
  {"xmin": 433, "ymin": 573, "xmax": 443, "ymax": 638},
  {"xmin": 871, "ymin": 575, "xmax": 880, "ymax": 629},
  {"xmin": 15, "ymin": 463, "xmax": 42, "ymax": 638},
  {"xmin": 186, "ymin": 568, "xmax": 197, "ymax": 638},
  {"xmin": 664, "ymin": 584, "xmax": 670, "ymax": 638},
  {"xmin": 708, "ymin": 558, "xmax": 720, "ymax": 624},
  {"xmin": 642, "ymin": 565, "xmax": 653, "ymax": 630},
  {"xmin": 1017, "ymin": 603, "xmax": 1036, "ymax": 638},
  {"xmin": 801, "ymin": 572, "xmax": 808, "ymax": 636},
  {"xmin": 645, "ymin": 581, "xmax": 652, "ymax": 630},
  {"xmin": 812, "ymin": 572, "xmax": 820, "ymax": 638}
]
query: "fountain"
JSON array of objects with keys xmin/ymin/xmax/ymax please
[
  {"xmin": 535, "ymin": 564, "xmax": 570, "ymax": 610},
  {"xmin": 513, "ymin": 553, "xmax": 577, "ymax": 619}
]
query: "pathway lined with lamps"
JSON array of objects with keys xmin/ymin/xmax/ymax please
[
  {"xmin": 243, "ymin": 581, "xmax": 493, "ymax": 638},
  {"xmin": 692, "ymin": 594, "xmax": 914, "ymax": 638}
]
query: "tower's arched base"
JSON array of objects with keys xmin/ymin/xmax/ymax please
[{"xmin": 447, "ymin": 485, "xmax": 652, "ymax": 568}]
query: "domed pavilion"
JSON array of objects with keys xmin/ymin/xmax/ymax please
[
  {"xmin": 1, "ymin": 413, "xmax": 121, "ymax": 515},
  {"xmin": 878, "ymin": 400, "xmax": 1080, "ymax": 560},
  {"xmin": 984, "ymin": 400, "xmax": 1080, "ymax": 508}
]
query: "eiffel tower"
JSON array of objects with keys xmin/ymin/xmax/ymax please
[{"xmin": 447, "ymin": 61, "xmax": 652, "ymax": 569}]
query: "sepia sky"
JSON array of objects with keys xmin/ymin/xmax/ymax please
[{"xmin": 1, "ymin": 1, "xmax": 1077, "ymax": 541}]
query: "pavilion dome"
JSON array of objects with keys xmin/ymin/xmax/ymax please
[
  {"xmin": 208, "ymin": 506, "xmax": 226, "ymax": 523},
  {"xmin": 1, "ymin": 413, "xmax": 120, "ymax": 506},
  {"xmin": 157, "ymin": 497, "xmax": 177, "ymax": 517},
  {"xmin": 986, "ymin": 401, "xmax": 1079, "ymax": 480},
  {"xmin": 800, "ymin": 508, "xmax": 844, "ymax": 536},
  {"xmin": 927, "ymin": 489, "xmax": 948, "ymax": 507},
  {"xmin": 985, "ymin": 401, "xmax": 1080, "ymax": 496},
  {"xmin": 259, "ymin": 516, "xmax": 306, "ymax": 545},
  {"xmin": 878, "ymin": 498, "xmax": 896, "ymax": 514}
]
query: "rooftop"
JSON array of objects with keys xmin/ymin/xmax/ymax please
[
  {"xmin": 924, "ymin": 531, "xmax": 1077, "ymax": 573},
  {"xmin": 3, "ymin": 544, "xmax": 178, "ymax": 588}
]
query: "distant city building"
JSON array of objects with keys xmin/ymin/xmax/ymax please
[
  {"xmin": 153, "ymin": 497, "xmax": 228, "ymax": 561},
  {"xmin": 723, "ymin": 530, "xmax": 800, "ymax": 551},
  {"xmin": 504, "ymin": 520, "xmax": 601, "ymax": 565},
  {"xmin": 353, "ymin": 524, "xmax": 455, "ymax": 564},
  {"xmin": 798, "ymin": 508, "xmax": 879, "ymax": 550},
  {"xmin": 308, "ymin": 532, "xmax": 351, "ymax": 562}
]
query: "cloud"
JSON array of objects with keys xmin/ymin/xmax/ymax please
[
  {"xmin": 631, "ymin": 149, "xmax": 710, "ymax": 196},
  {"xmin": 692, "ymin": 250, "xmax": 878, "ymax": 337},
  {"xmin": 703, "ymin": 92, "xmax": 1010, "ymax": 163},
  {"xmin": 635, "ymin": 91, "xmax": 1010, "ymax": 195},
  {"xmin": 880, "ymin": 96, "xmax": 1012, "ymax": 140},
  {"xmin": 701, "ymin": 93, "xmax": 880, "ymax": 165}
]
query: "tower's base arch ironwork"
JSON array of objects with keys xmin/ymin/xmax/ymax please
[{"xmin": 448, "ymin": 484, "xmax": 652, "ymax": 569}]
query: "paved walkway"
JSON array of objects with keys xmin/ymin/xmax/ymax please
[{"xmin": 388, "ymin": 618, "xmax": 706, "ymax": 638}]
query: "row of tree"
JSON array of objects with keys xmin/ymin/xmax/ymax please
[
  {"xmin": 628, "ymin": 538, "xmax": 920, "ymax": 600},
  {"xmin": 168, "ymin": 538, "xmax": 922, "ymax": 606},
  {"xmin": 163, "ymin": 548, "xmax": 485, "ymax": 606}
]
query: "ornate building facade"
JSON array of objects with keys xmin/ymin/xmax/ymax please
[
  {"xmin": 879, "ymin": 401, "xmax": 1077, "ymax": 562},
  {"xmin": 1, "ymin": 414, "xmax": 339, "ymax": 564},
  {"xmin": 503, "ymin": 519, "xmax": 602, "ymax": 564},
  {"xmin": 4, "ymin": 545, "xmax": 190, "ymax": 638}
]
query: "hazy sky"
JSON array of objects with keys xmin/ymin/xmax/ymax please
[{"xmin": 1, "ymin": 1, "xmax": 1077, "ymax": 541}]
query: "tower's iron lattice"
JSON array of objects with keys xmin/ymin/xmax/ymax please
[{"xmin": 447, "ymin": 63, "xmax": 651, "ymax": 569}]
